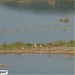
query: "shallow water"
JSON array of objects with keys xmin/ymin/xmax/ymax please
[
  {"xmin": 0, "ymin": 1, "xmax": 74, "ymax": 75},
  {"xmin": 0, "ymin": 0, "xmax": 74, "ymax": 44},
  {"xmin": 0, "ymin": 54, "xmax": 74, "ymax": 75}
]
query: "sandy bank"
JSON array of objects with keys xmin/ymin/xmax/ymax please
[{"xmin": 0, "ymin": 47, "xmax": 75, "ymax": 56}]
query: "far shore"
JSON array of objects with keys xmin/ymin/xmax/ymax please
[{"xmin": 0, "ymin": 47, "xmax": 75, "ymax": 56}]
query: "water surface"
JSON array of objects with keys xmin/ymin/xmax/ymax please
[
  {"xmin": 0, "ymin": 54, "xmax": 74, "ymax": 75},
  {"xmin": 0, "ymin": 1, "xmax": 74, "ymax": 75},
  {"xmin": 0, "ymin": 0, "xmax": 74, "ymax": 43}
]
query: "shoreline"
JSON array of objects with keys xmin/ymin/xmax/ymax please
[
  {"xmin": 0, "ymin": 47, "xmax": 75, "ymax": 56},
  {"xmin": 0, "ymin": 40, "xmax": 75, "ymax": 56}
]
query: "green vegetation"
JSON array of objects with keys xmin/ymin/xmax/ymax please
[
  {"xmin": 0, "ymin": 40, "xmax": 75, "ymax": 50},
  {"xmin": 47, "ymin": 40, "xmax": 75, "ymax": 47},
  {"xmin": 59, "ymin": 18, "xmax": 69, "ymax": 23},
  {"xmin": 0, "ymin": 41, "xmax": 34, "ymax": 50},
  {"xmin": 59, "ymin": 19, "xmax": 63, "ymax": 22}
]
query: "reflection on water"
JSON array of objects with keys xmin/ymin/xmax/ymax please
[
  {"xmin": 2, "ymin": 0, "xmax": 74, "ymax": 13},
  {"xmin": 0, "ymin": 1, "xmax": 74, "ymax": 75},
  {"xmin": 0, "ymin": 54, "xmax": 74, "ymax": 74},
  {"xmin": 0, "ymin": 0, "xmax": 74, "ymax": 44}
]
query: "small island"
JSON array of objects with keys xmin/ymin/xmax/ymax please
[{"xmin": 0, "ymin": 40, "xmax": 75, "ymax": 56}]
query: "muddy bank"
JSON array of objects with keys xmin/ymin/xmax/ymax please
[{"xmin": 0, "ymin": 47, "xmax": 75, "ymax": 56}]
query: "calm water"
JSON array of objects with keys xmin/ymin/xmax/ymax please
[
  {"xmin": 0, "ymin": 54, "xmax": 74, "ymax": 75},
  {"xmin": 0, "ymin": 1, "xmax": 74, "ymax": 44},
  {"xmin": 0, "ymin": 1, "xmax": 74, "ymax": 75}
]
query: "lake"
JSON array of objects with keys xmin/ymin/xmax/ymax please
[
  {"xmin": 0, "ymin": 0, "xmax": 74, "ymax": 75},
  {"xmin": 0, "ymin": 54, "xmax": 74, "ymax": 75},
  {"xmin": 0, "ymin": 0, "xmax": 74, "ymax": 44}
]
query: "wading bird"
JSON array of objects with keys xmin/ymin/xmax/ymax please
[
  {"xmin": 40, "ymin": 44, "xmax": 42, "ymax": 48},
  {"xmin": 22, "ymin": 46, "xmax": 24, "ymax": 50},
  {"xmin": 35, "ymin": 44, "xmax": 37, "ymax": 47}
]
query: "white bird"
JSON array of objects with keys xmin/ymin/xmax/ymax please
[
  {"xmin": 35, "ymin": 44, "xmax": 37, "ymax": 47},
  {"xmin": 40, "ymin": 44, "xmax": 42, "ymax": 47},
  {"xmin": 22, "ymin": 46, "xmax": 24, "ymax": 50}
]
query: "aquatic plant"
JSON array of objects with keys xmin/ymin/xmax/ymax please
[
  {"xmin": 59, "ymin": 19, "xmax": 63, "ymax": 22},
  {"xmin": 63, "ymin": 19, "xmax": 69, "ymax": 23},
  {"xmin": 59, "ymin": 18, "xmax": 69, "ymax": 23}
]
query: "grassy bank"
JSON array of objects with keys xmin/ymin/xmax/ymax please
[
  {"xmin": 0, "ymin": 40, "xmax": 75, "ymax": 56},
  {"xmin": 0, "ymin": 40, "xmax": 75, "ymax": 50}
]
